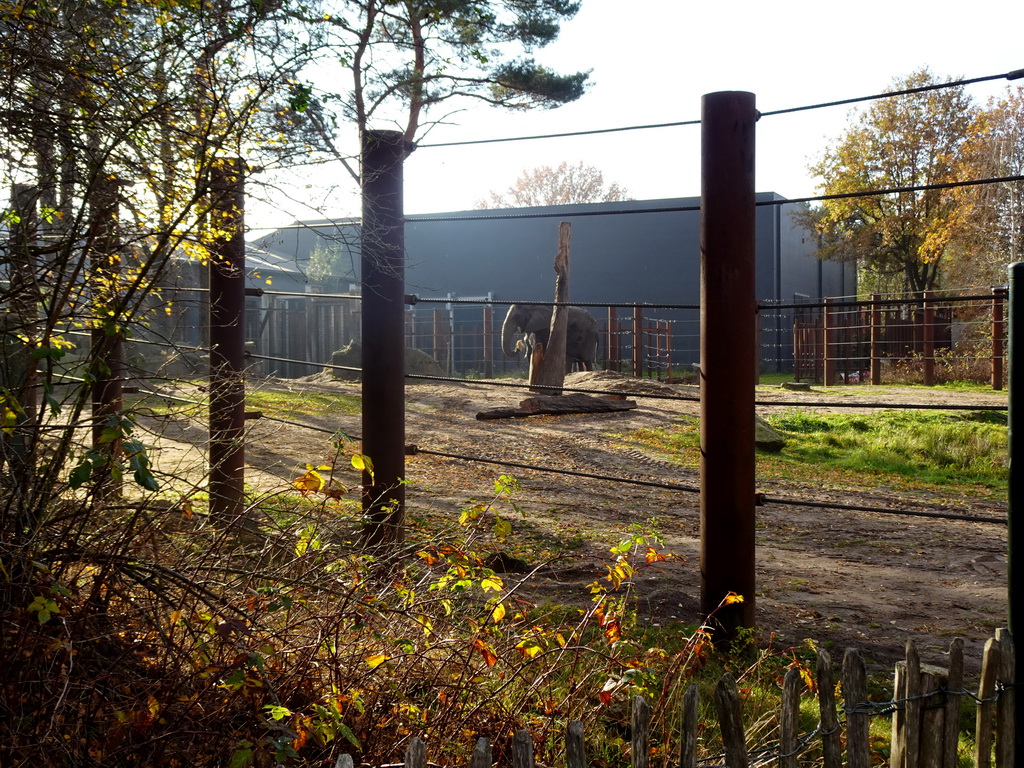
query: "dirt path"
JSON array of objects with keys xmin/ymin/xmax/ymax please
[{"xmin": 145, "ymin": 372, "xmax": 1009, "ymax": 672}]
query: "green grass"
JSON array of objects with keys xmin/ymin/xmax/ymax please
[
  {"xmin": 245, "ymin": 389, "xmax": 361, "ymax": 418},
  {"xmin": 616, "ymin": 409, "xmax": 1008, "ymax": 496}
]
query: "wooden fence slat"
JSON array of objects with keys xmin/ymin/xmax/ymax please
[
  {"xmin": 406, "ymin": 736, "xmax": 427, "ymax": 768},
  {"xmin": 678, "ymin": 682, "xmax": 698, "ymax": 768},
  {"xmin": 714, "ymin": 674, "xmax": 749, "ymax": 768},
  {"xmin": 778, "ymin": 667, "xmax": 801, "ymax": 768},
  {"xmin": 816, "ymin": 649, "xmax": 841, "ymax": 768},
  {"xmin": 512, "ymin": 729, "xmax": 534, "ymax": 768},
  {"xmin": 918, "ymin": 668, "xmax": 945, "ymax": 768},
  {"xmin": 975, "ymin": 637, "xmax": 1001, "ymax": 768},
  {"xmin": 843, "ymin": 648, "xmax": 870, "ymax": 768},
  {"xmin": 995, "ymin": 628, "xmax": 1015, "ymax": 768},
  {"xmin": 566, "ymin": 721, "xmax": 586, "ymax": 768},
  {"xmin": 897, "ymin": 647, "xmax": 921, "ymax": 768},
  {"xmin": 632, "ymin": 695, "xmax": 650, "ymax": 768},
  {"xmin": 942, "ymin": 638, "xmax": 964, "ymax": 768},
  {"xmin": 470, "ymin": 737, "xmax": 491, "ymax": 768}
]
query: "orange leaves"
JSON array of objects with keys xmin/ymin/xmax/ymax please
[{"xmin": 472, "ymin": 638, "xmax": 498, "ymax": 667}]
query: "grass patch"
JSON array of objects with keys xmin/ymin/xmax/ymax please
[
  {"xmin": 245, "ymin": 388, "xmax": 361, "ymax": 418},
  {"xmin": 616, "ymin": 409, "xmax": 1007, "ymax": 496}
]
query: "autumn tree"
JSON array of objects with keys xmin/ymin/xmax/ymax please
[
  {"xmin": 285, "ymin": 0, "xmax": 588, "ymax": 152},
  {"xmin": 478, "ymin": 161, "xmax": 632, "ymax": 208},
  {"xmin": 807, "ymin": 69, "xmax": 979, "ymax": 294},
  {"xmin": 947, "ymin": 87, "xmax": 1024, "ymax": 286}
]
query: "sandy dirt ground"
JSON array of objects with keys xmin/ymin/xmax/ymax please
[{"xmin": 142, "ymin": 371, "xmax": 1010, "ymax": 674}]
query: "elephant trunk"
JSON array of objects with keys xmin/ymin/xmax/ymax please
[{"xmin": 501, "ymin": 305, "xmax": 520, "ymax": 357}]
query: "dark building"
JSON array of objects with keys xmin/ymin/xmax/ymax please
[{"xmin": 247, "ymin": 194, "xmax": 854, "ymax": 377}]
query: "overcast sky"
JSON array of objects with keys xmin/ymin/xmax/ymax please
[{"xmin": 250, "ymin": 0, "xmax": 1024, "ymax": 228}]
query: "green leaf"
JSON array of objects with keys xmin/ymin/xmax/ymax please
[
  {"xmin": 264, "ymin": 704, "xmax": 293, "ymax": 721},
  {"xmin": 228, "ymin": 740, "xmax": 254, "ymax": 768},
  {"xmin": 68, "ymin": 462, "xmax": 92, "ymax": 489},
  {"xmin": 338, "ymin": 722, "xmax": 361, "ymax": 749}
]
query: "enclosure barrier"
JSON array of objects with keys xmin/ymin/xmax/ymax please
[
  {"xmin": 779, "ymin": 290, "xmax": 1008, "ymax": 389},
  {"xmin": 332, "ymin": 632, "xmax": 1014, "ymax": 768}
]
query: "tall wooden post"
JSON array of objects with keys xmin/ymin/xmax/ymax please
[
  {"xmin": 608, "ymin": 307, "xmax": 619, "ymax": 371},
  {"xmin": 208, "ymin": 159, "xmax": 247, "ymax": 526},
  {"xmin": 993, "ymin": 286, "xmax": 1006, "ymax": 391},
  {"xmin": 360, "ymin": 130, "xmax": 409, "ymax": 548},
  {"xmin": 922, "ymin": 291, "xmax": 935, "ymax": 386},
  {"xmin": 1006, "ymin": 262, "xmax": 1024, "ymax": 755},
  {"xmin": 4, "ymin": 185, "xmax": 40, "ymax": 518},
  {"xmin": 530, "ymin": 222, "xmax": 571, "ymax": 394},
  {"xmin": 870, "ymin": 293, "xmax": 882, "ymax": 386},
  {"xmin": 823, "ymin": 297, "xmax": 836, "ymax": 386},
  {"xmin": 91, "ymin": 175, "xmax": 126, "ymax": 498},
  {"xmin": 700, "ymin": 91, "xmax": 757, "ymax": 638},
  {"xmin": 632, "ymin": 306, "xmax": 643, "ymax": 377},
  {"xmin": 482, "ymin": 305, "xmax": 493, "ymax": 379}
]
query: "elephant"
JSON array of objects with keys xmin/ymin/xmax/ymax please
[{"xmin": 500, "ymin": 304, "xmax": 599, "ymax": 371}]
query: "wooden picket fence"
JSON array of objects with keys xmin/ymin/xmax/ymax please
[{"xmin": 335, "ymin": 630, "xmax": 1015, "ymax": 768}]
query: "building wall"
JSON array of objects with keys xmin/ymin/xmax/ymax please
[{"xmin": 248, "ymin": 194, "xmax": 854, "ymax": 374}]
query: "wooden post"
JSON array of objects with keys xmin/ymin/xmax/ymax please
[
  {"xmin": 208, "ymin": 159, "xmax": 247, "ymax": 525},
  {"xmin": 632, "ymin": 696, "xmax": 650, "ymax": 768},
  {"xmin": 1010, "ymin": 264, "xmax": 1024, "ymax": 753},
  {"xmin": 360, "ymin": 130, "xmax": 409, "ymax": 548},
  {"xmin": 714, "ymin": 674, "xmax": 749, "ymax": 768},
  {"xmin": 632, "ymin": 305, "xmax": 643, "ymax": 377},
  {"xmin": 699, "ymin": 90, "xmax": 757, "ymax": 636},
  {"xmin": 678, "ymin": 683, "xmax": 698, "ymax": 768},
  {"xmin": 817, "ymin": 649, "xmax": 842, "ymax": 768},
  {"xmin": 4, "ymin": 185, "xmax": 40, "ymax": 505},
  {"xmin": 995, "ymin": 628, "xmax": 1016, "ymax": 768},
  {"xmin": 433, "ymin": 308, "xmax": 446, "ymax": 367},
  {"xmin": 823, "ymin": 297, "xmax": 836, "ymax": 386},
  {"xmin": 482, "ymin": 305, "xmax": 493, "ymax": 378},
  {"xmin": 975, "ymin": 637, "xmax": 1000, "ymax": 768},
  {"xmin": 529, "ymin": 222, "xmax": 571, "ymax": 395},
  {"xmin": 470, "ymin": 738, "xmax": 491, "ymax": 768},
  {"xmin": 511, "ymin": 729, "xmax": 534, "ymax": 768},
  {"xmin": 871, "ymin": 293, "xmax": 883, "ymax": 386},
  {"xmin": 993, "ymin": 286, "xmax": 1006, "ymax": 391},
  {"xmin": 844, "ymin": 649, "xmax": 870, "ymax": 768},
  {"xmin": 779, "ymin": 667, "xmax": 801, "ymax": 768},
  {"xmin": 923, "ymin": 290, "xmax": 935, "ymax": 386},
  {"xmin": 90, "ymin": 174, "xmax": 126, "ymax": 498},
  {"xmin": 566, "ymin": 721, "xmax": 586, "ymax": 768},
  {"xmin": 942, "ymin": 639, "xmax": 964, "ymax": 768},
  {"xmin": 405, "ymin": 737, "xmax": 427, "ymax": 768},
  {"xmin": 608, "ymin": 307, "xmax": 620, "ymax": 371}
]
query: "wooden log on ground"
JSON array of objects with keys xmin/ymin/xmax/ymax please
[{"xmin": 476, "ymin": 393, "xmax": 637, "ymax": 420}]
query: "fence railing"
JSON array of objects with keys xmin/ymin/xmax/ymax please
[
  {"xmin": 334, "ymin": 630, "xmax": 1015, "ymax": 768},
  {"xmin": 786, "ymin": 289, "xmax": 1007, "ymax": 389}
]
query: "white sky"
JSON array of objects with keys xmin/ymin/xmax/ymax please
[{"xmin": 250, "ymin": 0, "xmax": 1024, "ymax": 228}]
